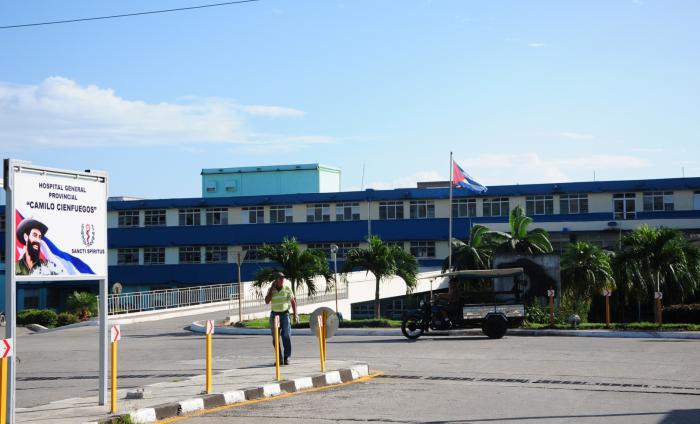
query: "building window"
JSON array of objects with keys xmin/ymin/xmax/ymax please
[
  {"xmin": 452, "ymin": 199, "xmax": 477, "ymax": 218},
  {"xmin": 241, "ymin": 207, "xmax": 264, "ymax": 224},
  {"xmin": 560, "ymin": 194, "xmax": 589, "ymax": 214},
  {"xmin": 205, "ymin": 246, "xmax": 228, "ymax": 263},
  {"xmin": 178, "ymin": 209, "xmax": 201, "ymax": 226},
  {"xmin": 307, "ymin": 243, "xmax": 332, "ymax": 258},
  {"xmin": 526, "ymin": 195, "xmax": 554, "ymax": 216},
  {"xmin": 643, "ymin": 191, "xmax": 674, "ymax": 212},
  {"xmin": 206, "ymin": 208, "xmax": 229, "ymax": 225},
  {"xmin": 336, "ymin": 202, "xmax": 360, "ymax": 221},
  {"xmin": 410, "ymin": 241, "xmax": 436, "ymax": 258},
  {"xmin": 24, "ymin": 289, "xmax": 40, "ymax": 309},
  {"xmin": 0, "ymin": 213, "xmax": 5, "ymax": 229},
  {"xmin": 270, "ymin": 205, "xmax": 294, "ymax": 223},
  {"xmin": 117, "ymin": 248, "xmax": 139, "ymax": 265},
  {"xmin": 306, "ymin": 204, "xmax": 331, "ymax": 222},
  {"xmin": 205, "ymin": 180, "xmax": 217, "ymax": 193},
  {"xmin": 143, "ymin": 247, "xmax": 165, "ymax": 265},
  {"xmin": 613, "ymin": 193, "xmax": 636, "ymax": 220},
  {"xmin": 241, "ymin": 245, "xmax": 263, "ymax": 262},
  {"xmin": 409, "ymin": 200, "xmax": 435, "ymax": 219},
  {"xmin": 379, "ymin": 201, "xmax": 404, "ymax": 220},
  {"xmin": 386, "ymin": 241, "xmax": 405, "ymax": 250},
  {"xmin": 336, "ymin": 242, "xmax": 360, "ymax": 258},
  {"xmin": 179, "ymin": 247, "xmax": 201, "ymax": 264},
  {"xmin": 144, "ymin": 209, "xmax": 166, "ymax": 227},
  {"xmin": 483, "ymin": 198, "xmax": 509, "ymax": 217},
  {"xmin": 118, "ymin": 211, "xmax": 140, "ymax": 228}
]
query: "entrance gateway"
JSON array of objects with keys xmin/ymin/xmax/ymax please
[{"xmin": 3, "ymin": 159, "xmax": 109, "ymax": 424}]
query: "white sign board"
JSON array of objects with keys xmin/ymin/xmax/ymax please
[
  {"xmin": 12, "ymin": 167, "xmax": 107, "ymax": 279},
  {"xmin": 206, "ymin": 320, "xmax": 215, "ymax": 335},
  {"xmin": 603, "ymin": 289, "xmax": 612, "ymax": 297},
  {"xmin": 547, "ymin": 289, "xmax": 555, "ymax": 297},
  {"xmin": 0, "ymin": 338, "xmax": 13, "ymax": 358},
  {"xmin": 654, "ymin": 291, "xmax": 663, "ymax": 300},
  {"xmin": 110, "ymin": 325, "xmax": 121, "ymax": 343}
]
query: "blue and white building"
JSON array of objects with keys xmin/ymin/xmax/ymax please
[{"xmin": 2, "ymin": 171, "xmax": 700, "ymax": 314}]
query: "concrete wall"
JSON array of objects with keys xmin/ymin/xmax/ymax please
[{"xmin": 492, "ymin": 253, "xmax": 561, "ymax": 304}]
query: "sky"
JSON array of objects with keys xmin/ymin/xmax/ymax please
[{"xmin": 0, "ymin": 0, "xmax": 699, "ymax": 199}]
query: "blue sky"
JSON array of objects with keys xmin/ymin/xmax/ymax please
[{"xmin": 1, "ymin": 0, "xmax": 698, "ymax": 199}]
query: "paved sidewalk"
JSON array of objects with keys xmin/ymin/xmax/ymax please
[{"xmin": 16, "ymin": 359, "xmax": 369, "ymax": 424}]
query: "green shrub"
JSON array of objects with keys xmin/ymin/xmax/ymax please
[
  {"xmin": 57, "ymin": 312, "xmax": 80, "ymax": 326},
  {"xmin": 67, "ymin": 291, "xmax": 98, "ymax": 320},
  {"xmin": 17, "ymin": 309, "xmax": 58, "ymax": 327},
  {"xmin": 664, "ymin": 303, "xmax": 700, "ymax": 324}
]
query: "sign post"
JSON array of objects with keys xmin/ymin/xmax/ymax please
[
  {"xmin": 655, "ymin": 292, "xmax": 663, "ymax": 325},
  {"xmin": 0, "ymin": 338, "xmax": 13, "ymax": 424},
  {"xmin": 603, "ymin": 289, "xmax": 612, "ymax": 327},
  {"xmin": 110, "ymin": 325, "xmax": 121, "ymax": 413},
  {"xmin": 273, "ymin": 315, "xmax": 281, "ymax": 381},
  {"xmin": 205, "ymin": 320, "xmax": 214, "ymax": 393},
  {"xmin": 4, "ymin": 159, "xmax": 109, "ymax": 423},
  {"xmin": 547, "ymin": 289, "xmax": 555, "ymax": 326}
]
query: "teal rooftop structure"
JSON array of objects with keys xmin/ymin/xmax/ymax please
[{"xmin": 201, "ymin": 163, "xmax": 341, "ymax": 198}]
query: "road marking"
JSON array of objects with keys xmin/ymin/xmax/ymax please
[{"xmin": 156, "ymin": 371, "xmax": 384, "ymax": 423}]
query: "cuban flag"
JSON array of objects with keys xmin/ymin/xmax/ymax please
[
  {"xmin": 15, "ymin": 210, "xmax": 95, "ymax": 275},
  {"xmin": 452, "ymin": 161, "xmax": 487, "ymax": 194}
]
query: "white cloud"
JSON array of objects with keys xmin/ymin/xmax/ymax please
[
  {"xmin": 0, "ymin": 77, "xmax": 326, "ymax": 148},
  {"xmin": 528, "ymin": 42, "xmax": 546, "ymax": 48},
  {"xmin": 363, "ymin": 170, "xmax": 444, "ymax": 191},
  {"xmin": 455, "ymin": 153, "xmax": 649, "ymax": 185}
]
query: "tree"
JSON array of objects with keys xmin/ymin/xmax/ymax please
[
  {"xmin": 613, "ymin": 226, "xmax": 700, "ymax": 312},
  {"xmin": 443, "ymin": 224, "xmax": 500, "ymax": 272},
  {"xmin": 67, "ymin": 291, "xmax": 98, "ymax": 321},
  {"xmin": 342, "ymin": 236, "xmax": 418, "ymax": 318},
  {"xmin": 252, "ymin": 237, "xmax": 333, "ymax": 297},
  {"xmin": 561, "ymin": 241, "xmax": 615, "ymax": 315},
  {"xmin": 494, "ymin": 205, "xmax": 553, "ymax": 254}
]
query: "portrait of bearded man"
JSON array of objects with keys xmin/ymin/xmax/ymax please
[{"xmin": 15, "ymin": 217, "xmax": 50, "ymax": 276}]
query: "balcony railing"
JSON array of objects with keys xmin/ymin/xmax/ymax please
[{"xmin": 104, "ymin": 280, "xmax": 348, "ymax": 316}]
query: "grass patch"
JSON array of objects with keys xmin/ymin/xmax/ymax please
[
  {"xmin": 523, "ymin": 322, "xmax": 700, "ymax": 331},
  {"xmin": 235, "ymin": 314, "xmax": 401, "ymax": 329}
]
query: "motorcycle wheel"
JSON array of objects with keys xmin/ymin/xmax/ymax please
[{"xmin": 401, "ymin": 317, "xmax": 424, "ymax": 339}]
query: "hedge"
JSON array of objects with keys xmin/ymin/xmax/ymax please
[
  {"xmin": 664, "ymin": 303, "xmax": 700, "ymax": 324},
  {"xmin": 17, "ymin": 309, "xmax": 58, "ymax": 327}
]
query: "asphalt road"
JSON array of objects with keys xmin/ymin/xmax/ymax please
[{"xmin": 13, "ymin": 314, "xmax": 700, "ymax": 423}]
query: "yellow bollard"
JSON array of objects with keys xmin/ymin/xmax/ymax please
[
  {"xmin": 322, "ymin": 312, "xmax": 328, "ymax": 362},
  {"xmin": 1, "ymin": 357, "xmax": 7, "ymax": 424},
  {"xmin": 205, "ymin": 320, "xmax": 214, "ymax": 393},
  {"xmin": 317, "ymin": 315, "xmax": 326, "ymax": 372},
  {"xmin": 111, "ymin": 341, "xmax": 117, "ymax": 413},
  {"xmin": 109, "ymin": 325, "xmax": 120, "ymax": 414},
  {"xmin": 273, "ymin": 315, "xmax": 281, "ymax": 381}
]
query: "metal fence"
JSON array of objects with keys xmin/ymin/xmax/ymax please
[{"xmin": 105, "ymin": 280, "xmax": 348, "ymax": 316}]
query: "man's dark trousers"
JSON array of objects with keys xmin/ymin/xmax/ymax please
[{"xmin": 269, "ymin": 311, "xmax": 292, "ymax": 361}]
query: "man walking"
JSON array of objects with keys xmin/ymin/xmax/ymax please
[{"xmin": 264, "ymin": 272, "xmax": 299, "ymax": 365}]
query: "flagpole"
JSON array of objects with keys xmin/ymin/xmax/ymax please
[{"xmin": 448, "ymin": 152, "xmax": 453, "ymax": 271}]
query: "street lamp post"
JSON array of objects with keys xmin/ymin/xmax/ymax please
[
  {"xmin": 236, "ymin": 250, "xmax": 247, "ymax": 324},
  {"xmin": 330, "ymin": 244, "xmax": 339, "ymax": 313}
]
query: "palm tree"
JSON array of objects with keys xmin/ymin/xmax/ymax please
[
  {"xmin": 252, "ymin": 237, "xmax": 333, "ymax": 297},
  {"xmin": 342, "ymin": 236, "xmax": 418, "ymax": 318},
  {"xmin": 494, "ymin": 205, "xmax": 553, "ymax": 254},
  {"xmin": 443, "ymin": 224, "xmax": 500, "ymax": 272},
  {"xmin": 561, "ymin": 241, "xmax": 615, "ymax": 314},
  {"xmin": 613, "ymin": 226, "xmax": 700, "ymax": 315}
]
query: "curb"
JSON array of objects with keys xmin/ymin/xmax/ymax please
[
  {"xmin": 191, "ymin": 322, "xmax": 700, "ymax": 340},
  {"xmin": 98, "ymin": 364, "xmax": 370, "ymax": 424}
]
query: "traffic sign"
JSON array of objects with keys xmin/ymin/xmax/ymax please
[
  {"xmin": 110, "ymin": 325, "xmax": 121, "ymax": 343},
  {"xmin": 310, "ymin": 307, "xmax": 339, "ymax": 338},
  {"xmin": 0, "ymin": 338, "xmax": 13, "ymax": 358},
  {"xmin": 655, "ymin": 292, "xmax": 663, "ymax": 300},
  {"xmin": 603, "ymin": 289, "xmax": 612, "ymax": 297},
  {"xmin": 205, "ymin": 320, "xmax": 215, "ymax": 335},
  {"xmin": 547, "ymin": 289, "xmax": 555, "ymax": 297}
]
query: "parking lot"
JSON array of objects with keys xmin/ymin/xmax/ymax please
[{"xmin": 14, "ymin": 314, "xmax": 700, "ymax": 423}]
